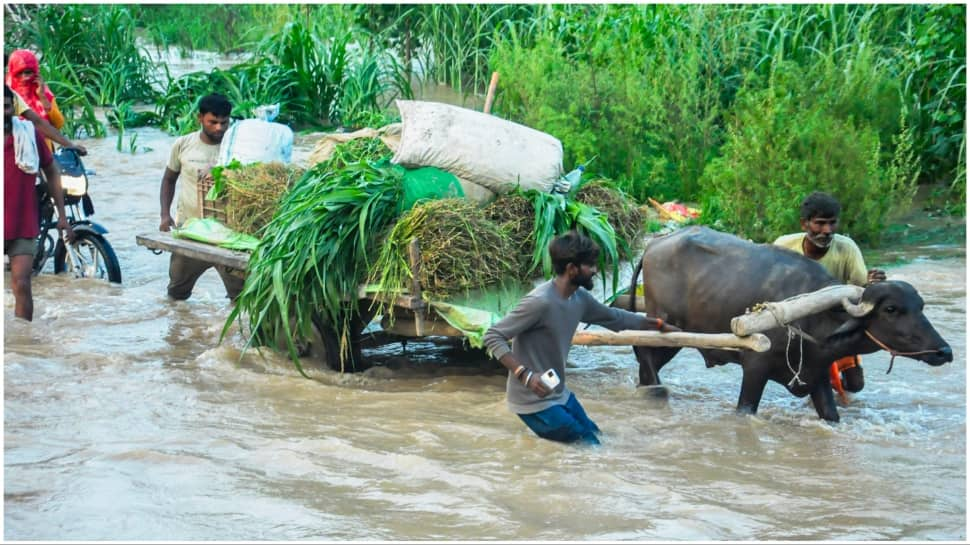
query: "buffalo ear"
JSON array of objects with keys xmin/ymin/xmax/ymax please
[{"xmin": 826, "ymin": 318, "xmax": 864, "ymax": 343}]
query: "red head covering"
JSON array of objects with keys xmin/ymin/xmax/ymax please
[{"xmin": 6, "ymin": 49, "xmax": 55, "ymax": 121}]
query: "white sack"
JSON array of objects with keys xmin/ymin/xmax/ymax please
[
  {"xmin": 391, "ymin": 100, "xmax": 563, "ymax": 194},
  {"xmin": 219, "ymin": 119, "xmax": 294, "ymax": 165},
  {"xmin": 457, "ymin": 178, "xmax": 496, "ymax": 205}
]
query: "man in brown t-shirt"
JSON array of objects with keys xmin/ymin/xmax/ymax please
[{"xmin": 158, "ymin": 93, "xmax": 242, "ymax": 301}]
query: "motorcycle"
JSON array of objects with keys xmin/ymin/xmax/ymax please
[{"xmin": 32, "ymin": 148, "xmax": 122, "ymax": 283}]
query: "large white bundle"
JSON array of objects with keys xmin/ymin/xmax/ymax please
[
  {"xmin": 391, "ymin": 100, "xmax": 563, "ymax": 194},
  {"xmin": 218, "ymin": 119, "xmax": 294, "ymax": 165}
]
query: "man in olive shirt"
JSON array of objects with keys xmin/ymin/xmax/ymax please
[
  {"xmin": 483, "ymin": 231, "xmax": 679, "ymax": 444},
  {"xmin": 773, "ymin": 191, "xmax": 885, "ymax": 398},
  {"xmin": 158, "ymin": 93, "xmax": 242, "ymax": 301}
]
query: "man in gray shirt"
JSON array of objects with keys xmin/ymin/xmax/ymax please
[{"xmin": 484, "ymin": 231, "xmax": 679, "ymax": 444}]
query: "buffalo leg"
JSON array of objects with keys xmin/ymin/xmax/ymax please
[
  {"xmin": 810, "ymin": 378, "xmax": 840, "ymax": 422},
  {"xmin": 633, "ymin": 346, "xmax": 680, "ymax": 386},
  {"xmin": 737, "ymin": 367, "xmax": 770, "ymax": 415}
]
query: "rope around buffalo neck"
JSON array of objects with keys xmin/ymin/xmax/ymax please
[
  {"xmin": 766, "ymin": 304, "xmax": 807, "ymax": 387},
  {"xmin": 865, "ymin": 330, "xmax": 941, "ymax": 375}
]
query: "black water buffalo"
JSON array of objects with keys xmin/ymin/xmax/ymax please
[{"xmin": 631, "ymin": 226, "xmax": 952, "ymax": 421}]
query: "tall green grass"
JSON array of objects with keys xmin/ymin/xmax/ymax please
[
  {"xmin": 5, "ymin": 4, "xmax": 963, "ymax": 218},
  {"xmin": 225, "ymin": 159, "xmax": 404, "ymax": 375},
  {"xmin": 490, "ymin": 3, "xmax": 961, "ymax": 235},
  {"xmin": 5, "ymin": 4, "xmax": 160, "ymax": 137},
  {"xmin": 130, "ymin": 5, "xmax": 281, "ymax": 55},
  {"xmin": 252, "ymin": 18, "xmax": 412, "ymax": 129}
]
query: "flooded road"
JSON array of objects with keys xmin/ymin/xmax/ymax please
[{"xmin": 4, "ymin": 123, "xmax": 966, "ymax": 540}]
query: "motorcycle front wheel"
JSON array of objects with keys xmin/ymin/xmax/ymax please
[{"xmin": 54, "ymin": 231, "xmax": 122, "ymax": 283}]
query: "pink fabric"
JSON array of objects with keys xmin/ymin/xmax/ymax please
[
  {"xmin": 6, "ymin": 49, "xmax": 55, "ymax": 122},
  {"xmin": 4, "ymin": 130, "xmax": 53, "ymax": 240}
]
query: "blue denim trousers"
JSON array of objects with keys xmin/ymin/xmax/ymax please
[{"xmin": 518, "ymin": 393, "xmax": 601, "ymax": 445}]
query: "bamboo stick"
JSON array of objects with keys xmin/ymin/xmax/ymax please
[
  {"xmin": 408, "ymin": 238, "xmax": 426, "ymax": 336},
  {"xmin": 571, "ymin": 330, "xmax": 771, "ymax": 352},
  {"xmin": 483, "ymin": 71, "xmax": 499, "ymax": 114}
]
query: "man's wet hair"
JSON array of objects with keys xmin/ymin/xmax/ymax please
[
  {"xmin": 549, "ymin": 230, "xmax": 599, "ymax": 275},
  {"xmin": 198, "ymin": 93, "xmax": 232, "ymax": 117},
  {"xmin": 800, "ymin": 191, "xmax": 841, "ymax": 221}
]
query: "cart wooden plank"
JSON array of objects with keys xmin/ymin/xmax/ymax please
[
  {"xmin": 136, "ymin": 232, "xmax": 249, "ymax": 270},
  {"xmin": 136, "ymin": 232, "xmax": 426, "ymax": 310}
]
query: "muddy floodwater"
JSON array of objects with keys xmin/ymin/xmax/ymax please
[{"xmin": 4, "ymin": 121, "xmax": 966, "ymax": 540}]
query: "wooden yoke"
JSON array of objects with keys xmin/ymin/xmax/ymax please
[{"xmin": 731, "ymin": 284, "xmax": 864, "ymax": 336}]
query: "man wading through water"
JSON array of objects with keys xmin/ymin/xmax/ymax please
[
  {"xmin": 774, "ymin": 191, "xmax": 886, "ymax": 402},
  {"xmin": 158, "ymin": 93, "xmax": 243, "ymax": 301},
  {"xmin": 484, "ymin": 231, "xmax": 680, "ymax": 444}
]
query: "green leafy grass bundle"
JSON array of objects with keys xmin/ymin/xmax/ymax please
[
  {"xmin": 224, "ymin": 159, "xmax": 403, "ymax": 376},
  {"xmin": 482, "ymin": 192, "xmax": 536, "ymax": 272}
]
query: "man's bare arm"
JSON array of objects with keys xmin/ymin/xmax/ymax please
[
  {"xmin": 159, "ymin": 167, "xmax": 179, "ymax": 231},
  {"xmin": 41, "ymin": 159, "xmax": 75, "ymax": 242},
  {"xmin": 20, "ymin": 108, "xmax": 86, "ymax": 155}
]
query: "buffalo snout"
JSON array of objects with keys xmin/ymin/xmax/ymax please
[{"xmin": 922, "ymin": 344, "xmax": 953, "ymax": 366}]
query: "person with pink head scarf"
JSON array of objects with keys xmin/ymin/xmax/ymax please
[{"xmin": 4, "ymin": 49, "xmax": 85, "ymax": 154}]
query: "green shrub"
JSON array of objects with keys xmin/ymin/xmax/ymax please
[
  {"xmin": 700, "ymin": 65, "xmax": 918, "ymax": 243},
  {"xmin": 490, "ymin": 5, "xmax": 748, "ymax": 203}
]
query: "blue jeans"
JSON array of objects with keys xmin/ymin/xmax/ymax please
[{"xmin": 518, "ymin": 393, "xmax": 601, "ymax": 445}]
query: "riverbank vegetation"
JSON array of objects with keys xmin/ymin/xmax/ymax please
[{"xmin": 4, "ymin": 3, "xmax": 964, "ymax": 243}]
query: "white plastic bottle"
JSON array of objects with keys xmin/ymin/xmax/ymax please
[{"xmin": 554, "ymin": 165, "xmax": 584, "ymax": 193}]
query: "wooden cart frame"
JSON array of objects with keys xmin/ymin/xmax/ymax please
[
  {"xmin": 137, "ymin": 232, "xmax": 488, "ymax": 371},
  {"xmin": 136, "ymin": 232, "xmax": 770, "ymax": 371}
]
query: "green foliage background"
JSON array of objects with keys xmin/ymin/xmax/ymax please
[{"xmin": 4, "ymin": 3, "xmax": 964, "ymax": 241}]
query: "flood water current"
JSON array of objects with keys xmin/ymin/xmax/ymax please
[{"xmin": 4, "ymin": 95, "xmax": 967, "ymax": 540}]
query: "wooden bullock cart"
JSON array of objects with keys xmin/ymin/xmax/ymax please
[{"xmin": 136, "ymin": 232, "xmax": 770, "ymax": 371}]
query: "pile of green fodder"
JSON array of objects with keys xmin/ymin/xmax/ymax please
[
  {"xmin": 224, "ymin": 150, "xmax": 403, "ymax": 376},
  {"xmin": 211, "ymin": 162, "xmax": 306, "ymax": 236},
  {"xmin": 574, "ymin": 180, "xmax": 645, "ymax": 260},
  {"xmin": 370, "ymin": 198, "xmax": 522, "ymax": 301},
  {"xmin": 482, "ymin": 191, "xmax": 536, "ymax": 273},
  {"xmin": 221, "ymin": 133, "xmax": 646, "ymax": 375},
  {"xmin": 381, "ymin": 184, "xmax": 636, "ymax": 297},
  {"xmin": 328, "ymin": 136, "xmax": 393, "ymax": 169}
]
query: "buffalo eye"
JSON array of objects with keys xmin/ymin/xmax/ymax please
[{"xmin": 884, "ymin": 305, "xmax": 897, "ymax": 314}]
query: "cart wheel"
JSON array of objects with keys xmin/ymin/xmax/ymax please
[{"xmin": 309, "ymin": 313, "xmax": 369, "ymax": 373}]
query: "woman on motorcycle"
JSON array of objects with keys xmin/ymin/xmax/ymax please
[{"xmin": 6, "ymin": 49, "xmax": 85, "ymax": 154}]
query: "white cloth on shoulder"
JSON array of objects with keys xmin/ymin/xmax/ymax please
[{"xmin": 11, "ymin": 116, "xmax": 39, "ymax": 174}]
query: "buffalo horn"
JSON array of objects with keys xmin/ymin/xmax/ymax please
[
  {"xmin": 731, "ymin": 284, "xmax": 864, "ymax": 336},
  {"xmin": 841, "ymin": 297, "xmax": 875, "ymax": 317}
]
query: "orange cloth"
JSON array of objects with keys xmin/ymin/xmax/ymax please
[
  {"xmin": 829, "ymin": 355, "xmax": 860, "ymax": 403},
  {"xmin": 47, "ymin": 98, "xmax": 64, "ymax": 130}
]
